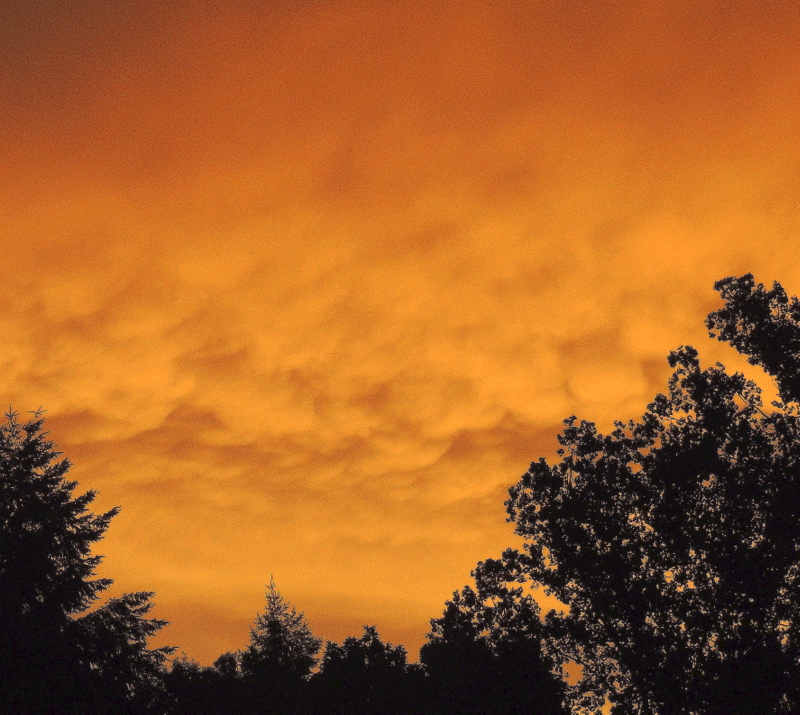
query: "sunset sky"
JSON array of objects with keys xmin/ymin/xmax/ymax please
[{"xmin": 3, "ymin": 0, "xmax": 800, "ymax": 664}]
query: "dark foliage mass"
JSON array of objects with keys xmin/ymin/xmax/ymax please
[
  {"xmin": 162, "ymin": 587, "xmax": 563, "ymax": 714},
  {"xmin": 707, "ymin": 273, "xmax": 800, "ymax": 405},
  {"xmin": 309, "ymin": 625, "xmax": 422, "ymax": 714},
  {"xmin": 5, "ymin": 273, "xmax": 800, "ymax": 714},
  {"xmin": 421, "ymin": 575, "xmax": 567, "ymax": 715},
  {"xmin": 481, "ymin": 274, "xmax": 800, "ymax": 714}
]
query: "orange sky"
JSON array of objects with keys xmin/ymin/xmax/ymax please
[{"xmin": 2, "ymin": 0, "xmax": 800, "ymax": 664}]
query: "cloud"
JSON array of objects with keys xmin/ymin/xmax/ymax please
[{"xmin": 1, "ymin": 0, "xmax": 799, "ymax": 661}]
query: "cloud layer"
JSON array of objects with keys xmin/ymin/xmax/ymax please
[{"xmin": 2, "ymin": 0, "xmax": 800, "ymax": 661}]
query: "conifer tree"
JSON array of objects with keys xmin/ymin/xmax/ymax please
[
  {"xmin": 240, "ymin": 577, "xmax": 322, "ymax": 679},
  {"xmin": 0, "ymin": 409, "xmax": 172, "ymax": 713},
  {"xmin": 238, "ymin": 578, "xmax": 322, "ymax": 714}
]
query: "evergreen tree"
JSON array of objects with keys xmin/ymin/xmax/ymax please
[
  {"xmin": 0, "ymin": 409, "xmax": 173, "ymax": 713},
  {"xmin": 240, "ymin": 577, "xmax": 322, "ymax": 678},
  {"xmin": 238, "ymin": 577, "xmax": 322, "ymax": 713}
]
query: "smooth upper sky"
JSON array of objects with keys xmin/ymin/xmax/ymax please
[{"xmin": 3, "ymin": 0, "xmax": 800, "ymax": 663}]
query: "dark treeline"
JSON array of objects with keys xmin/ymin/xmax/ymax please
[
  {"xmin": 160, "ymin": 584, "xmax": 566, "ymax": 715},
  {"xmin": 0, "ymin": 411, "xmax": 566, "ymax": 715},
  {"xmin": 162, "ymin": 582, "xmax": 426, "ymax": 715},
  {"xmin": 4, "ymin": 274, "xmax": 800, "ymax": 714}
]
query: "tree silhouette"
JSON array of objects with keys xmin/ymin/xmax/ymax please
[
  {"xmin": 0, "ymin": 409, "xmax": 173, "ymax": 713},
  {"xmin": 706, "ymin": 274, "xmax": 800, "ymax": 405},
  {"xmin": 238, "ymin": 577, "xmax": 322, "ymax": 713},
  {"xmin": 162, "ymin": 654, "xmax": 243, "ymax": 715},
  {"xmin": 483, "ymin": 275, "xmax": 800, "ymax": 713},
  {"xmin": 421, "ymin": 576, "xmax": 567, "ymax": 715},
  {"xmin": 309, "ymin": 625, "xmax": 423, "ymax": 715},
  {"xmin": 240, "ymin": 577, "xmax": 322, "ymax": 678}
]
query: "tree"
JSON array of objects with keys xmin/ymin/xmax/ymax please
[
  {"xmin": 421, "ymin": 574, "xmax": 567, "ymax": 715},
  {"xmin": 706, "ymin": 273, "xmax": 800, "ymax": 404},
  {"xmin": 483, "ymin": 275, "xmax": 800, "ymax": 714},
  {"xmin": 0, "ymin": 409, "xmax": 173, "ymax": 713},
  {"xmin": 238, "ymin": 577, "xmax": 322, "ymax": 713},
  {"xmin": 240, "ymin": 577, "xmax": 322, "ymax": 678},
  {"xmin": 309, "ymin": 625, "xmax": 421, "ymax": 715},
  {"xmin": 74, "ymin": 591, "xmax": 176, "ymax": 711},
  {"xmin": 162, "ymin": 654, "xmax": 242, "ymax": 715}
]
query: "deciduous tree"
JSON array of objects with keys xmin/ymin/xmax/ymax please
[
  {"xmin": 483, "ymin": 275, "xmax": 800, "ymax": 713},
  {"xmin": 310, "ymin": 625, "xmax": 420, "ymax": 715},
  {"xmin": 422, "ymin": 574, "xmax": 567, "ymax": 714}
]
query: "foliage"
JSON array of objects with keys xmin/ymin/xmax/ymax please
[
  {"xmin": 162, "ymin": 654, "xmax": 242, "ymax": 715},
  {"xmin": 74, "ymin": 591, "xmax": 174, "ymax": 709},
  {"xmin": 0, "ymin": 409, "xmax": 172, "ymax": 713},
  {"xmin": 163, "ymin": 581, "xmax": 324, "ymax": 715},
  {"xmin": 310, "ymin": 625, "xmax": 420, "ymax": 715},
  {"xmin": 165, "ymin": 616, "xmax": 422, "ymax": 715},
  {"xmin": 707, "ymin": 273, "xmax": 800, "ymax": 404},
  {"xmin": 421, "ymin": 573, "xmax": 567, "ymax": 715},
  {"xmin": 486, "ymin": 275, "xmax": 800, "ymax": 713}
]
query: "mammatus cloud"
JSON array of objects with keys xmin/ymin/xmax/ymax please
[{"xmin": 1, "ymin": 0, "xmax": 799, "ymax": 661}]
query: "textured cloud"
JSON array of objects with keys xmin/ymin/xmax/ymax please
[{"xmin": 2, "ymin": 0, "xmax": 800, "ymax": 661}]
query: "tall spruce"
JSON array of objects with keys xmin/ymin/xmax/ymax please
[
  {"xmin": 240, "ymin": 577, "xmax": 322, "ymax": 679},
  {"xmin": 238, "ymin": 578, "xmax": 322, "ymax": 714}
]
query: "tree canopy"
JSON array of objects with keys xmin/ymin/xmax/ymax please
[
  {"xmin": 477, "ymin": 274, "xmax": 800, "ymax": 713},
  {"xmin": 309, "ymin": 625, "xmax": 420, "ymax": 715}
]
